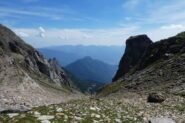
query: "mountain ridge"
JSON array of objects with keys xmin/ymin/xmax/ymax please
[
  {"xmin": 97, "ymin": 33, "xmax": 185, "ymax": 97},
  {"xmin": 0, "ymin": 24, "xmax": 81, "ymax": 111},
  {"xmin": 38, "ymin": 45, "xmax": 124, "ymax": 66}
]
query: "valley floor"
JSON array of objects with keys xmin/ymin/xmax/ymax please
[{"xmin": 0, "ymin": 92, "xmax": 185, "ymax": 123}]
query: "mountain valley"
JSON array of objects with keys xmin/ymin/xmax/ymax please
[{"xmin": 0, "ymin": 25, "xmax": 185, "ymax": 123}]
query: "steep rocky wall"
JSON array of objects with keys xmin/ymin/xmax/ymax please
[{"xmin": 113, "ymin": 35, "xmax": 153, "ymax": 81}]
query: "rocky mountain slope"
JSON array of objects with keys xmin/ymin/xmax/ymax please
[
  {"xmin": 95, "ymin": 33, "xmax": 185, "ymax": 122},
  {"xmin": 65, "ymin": 56, "xmax": 117, "ymax": 83},
  {"xmin": 98, "ymin": 33, "xmax": 185, "ymax": 96},
  {"xmin": 0, "ymin": 24, "xmax": 81, "ymax": 111}
]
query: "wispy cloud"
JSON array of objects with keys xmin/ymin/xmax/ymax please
[
  {"xmin": 161, "ymin": 24, "xmax": 184, "ymax": 30},
  {"xmin": 0, "ymin": 7, "xmax": 64, "ymax": 20},
  {"xmin": 13, "ymin": 26, "xmax": 139, "ymax": 47},
  {"xmin": 38, "ymin": 26, "xmax": 46, "ymax": 38},
  {"xmin": 146, "ymin": 0, "xmax": 185, "ymax": 24},
  {"xmin": 16, "ymin": 31, "xmax": 30, "ymax": 38}
]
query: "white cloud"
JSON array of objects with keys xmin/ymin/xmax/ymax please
[
  {"xmin": 16, "ymin": 31, "xmax": 29, "ymax": 38},
  {"xmin": 38, "ymin": 26, "xmax": 46, "ymax": 38},
  {"xmin": 146, "ymin": 1, "xmax": 185, "ymax": 24},
  {"xmin": 12, "ymin": 26, "xmax": 139, "ymax": 48},
  {"xmin": 141, "ymin": 25, "xmax": 185, "ymax": 42},
  {"xmin": 0, "ymin": 7, "xmax": 69, "ymax": 20},
  {"xmin": 39, "ymin": 26, "xmax": 45, "ymax": 33},
  {"xmin": 39, "ymin": 33, "xmax": 45, "ymax": 38},
  {"xmin": 161, "ymin": 24, "xmax": 184, "ymax": 29}
]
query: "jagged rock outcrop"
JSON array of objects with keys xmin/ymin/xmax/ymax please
[
  {"xmin": 0, "ymin": 24, "xmax": 72, "ymax": 86},
  {"xmin": 0, "ymin": 24, "xmax": 81, "ymax": 111},
  {"xmin": 48, "ymin": 58, "xmax": 71, "ymax": 86},
  {"xmin": 113, "ymin": 35, "xmax": 153, "ymax": 81}
]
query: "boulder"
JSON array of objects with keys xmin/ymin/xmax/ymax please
[
  {"xmin": 147, "ymin": 93, "xmax": 165, "ymax": 103},
  {"xmin": 148, "ymin": 118, "xmax": 175, "ymax": 123}
]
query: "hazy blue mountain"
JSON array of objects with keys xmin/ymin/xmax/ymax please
[
  {"xmin": 65, "ymin": 56, "xmax": 117, "ymax": 83},
  {"xmin": 66, "ymin": 70, "xmax": 104, "ymax": 94},
  {"xmin": 38, "ymin": 45, "xmax": 124, "ymax": 66}
]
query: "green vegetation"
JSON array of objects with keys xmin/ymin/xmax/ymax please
[
  {"xmin": 176, "ymin": 31, "xmax": 185, "ymax": 37},
  {"xmin": 0, "ymin": 98, "xmax": 143, "ymax": 123},
  {"xmin": 96, "ymin": 81, "xmax": 123, "ymax": 97}
]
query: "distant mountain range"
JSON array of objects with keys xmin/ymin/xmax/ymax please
[
  {"xmin": 38, "ymin": 45, "xmax": 124, "ymax": 66},
  {"xmin": 65, "ymin": 56, "xmax": 117, "ymax": 83}
]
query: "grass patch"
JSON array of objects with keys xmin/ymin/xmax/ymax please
[{"xmin": 96, "ymin": 81, "xmax": 123, "ymax": 97}]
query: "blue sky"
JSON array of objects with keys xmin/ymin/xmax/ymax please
[{"xmin": 1, "ymin": 0, "xmax": 185, "ymax": 47}]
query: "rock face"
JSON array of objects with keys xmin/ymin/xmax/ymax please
[
  {"xmin": 48, "ymin": 58, "xmax": 71, "ymax": 86},
  {"xmin": 98, "ymin": 33, "xmax": 185, "ymax": 97},
  {"xmin": 0, "ymin": 24, "xmax": 80, "ymax": 111},
  {"xmin": 0, "ymin": 24, "xmax": 71, "ymax": 87},
  {"xmin": 113, "ymin": 35, "xmax": 153, "ymax": 81}
]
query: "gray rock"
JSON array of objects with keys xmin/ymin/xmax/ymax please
[
  {"xmin": 113, "ymin": 34, "xmax": 153, "ymax": 81},
  {"xmin": 147, "ymin": 93, "xmax": 165, "ymax": 103},
  {"xmin": 148, "ymin": 118, "xmax": 175, "ymax": 123}
]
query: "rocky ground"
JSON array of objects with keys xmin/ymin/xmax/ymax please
[{"xmin": 0, "ymin": 92, "xmax": 184, "ymax": 123}]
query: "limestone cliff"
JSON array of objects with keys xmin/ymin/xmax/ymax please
[{"xmin": 113, "ymin": 35, "xmax": 153, "ymax": 81}]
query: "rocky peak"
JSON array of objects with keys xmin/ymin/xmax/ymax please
[
  {"xmin": 113, "ymin": 34, "xmax": 153, "ymax": 81},
  {"xmin": 0, "ymin": 24, "xmax": 79, "ymax": 111},
  {"xmin": 0, "ymin": 24, "xmax": 71, "ymax": 87},
  {"xmin": 135, "ymin": 36, "xmax": 185, "ymax": 71}
]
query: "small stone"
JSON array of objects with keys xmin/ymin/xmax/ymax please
[
  {"xmin": 115, "ymin": 118, "xmax": 121, "ymax": 123},
  {"xmin": 37, "ymin": 115, "xmax": 54, "ymax": 120},
  {"xmin": 91, "ymin": 113, "xmax": 100, "ymax": 118},
  {"xmin": 7, "ymin": 113, "xmax": 19, "ymax": 118},
  {"xmin": 34, "ymin": 111, "xmax": 41, "ymax": 117},
  {"xmin": 74, "ymin": 116, "xmax": 83, "ymax": 120},
  {"xmin": 56, "ymin": 108, "xmax": 63, "ymax": 112},
  {"xmin": 90, "ymin": 107, "xmax": 96, "ymax": 111},
  {"xmin": 41, "ymin": 120, "xmax": 50, "ymax": 123},
  {"xmin": 96, "ymin": 114, "xmax": 101, "ymax": 118}
]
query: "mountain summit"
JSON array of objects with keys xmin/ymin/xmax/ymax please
[
  {"xmin": 113, "ymin": 34, "xmax": 153, "ymax": 81},
  {"xmin": 66, "ymin": 56, "xmax": 117, "ymax": 83}
]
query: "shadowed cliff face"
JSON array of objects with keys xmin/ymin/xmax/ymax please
[{"xmin": 113, "ymin": 35, "xmax": 153, "ymax": 81}]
